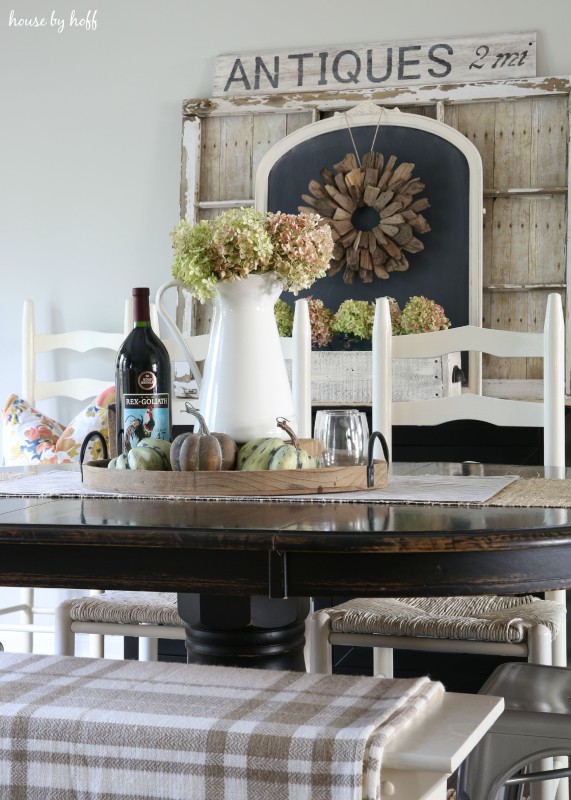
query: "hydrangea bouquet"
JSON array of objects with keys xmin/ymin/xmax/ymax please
[
  {"xmin": 331, "ymin": 300, "xmax": 376, "ymax": 347},
  {"xmin": 171, "ymin": 208, "xmax": 334, "ymax": 303},
  {"xmin": 275, "ymin": 297, "xmax": 335, "ymax": 349},
  {"xmin": 275, "ymin": 295, "xmax": 451, "ymax": 350},
  {"xmin": 392, "ymin": 296, "xmax": 451, "ymax": 335}
]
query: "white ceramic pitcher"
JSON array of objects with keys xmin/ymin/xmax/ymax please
[{"xmin": 156, "ymin": 276, "xmax": 296, "ymax": 442}]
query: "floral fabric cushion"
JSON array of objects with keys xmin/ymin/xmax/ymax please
[{"xmin": 2, "ymin": 388, "xmax": 114, "ymax": 466}]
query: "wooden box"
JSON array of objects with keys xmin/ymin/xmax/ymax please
[{"xmin": 288, "ymin": 351, "xmax": 462, "ymax": 405}]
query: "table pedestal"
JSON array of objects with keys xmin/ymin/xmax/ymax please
[{"xmin": 177, "ymin": 594, "xmax": 310, "ymax": 671}]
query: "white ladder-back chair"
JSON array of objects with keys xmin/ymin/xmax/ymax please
[
  {"xmin": 53, "ymin": 296, "xmax": 194, "ymax": 663},
  {"xmin": 22, "ymin": 299, "xmax": 125, "ymax": 411},
  {"xmin": 372, "ymin": 294, "xmax": 565, "ymax": 472},
  {"xmin": 1, "ymin": 299, "xmax": 130, "ymax": 654},
  {"xmin": 54, "ymin": 296, "xmax": 312, "ymax": 661},
  {"xmin": 309, "ymin": 294, "xmax": 567, "ymax": 680}
]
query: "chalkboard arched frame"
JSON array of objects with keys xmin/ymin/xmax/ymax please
[{"xmin": 255, "ymin": 106, "xmax": 483, "ymax": 390}]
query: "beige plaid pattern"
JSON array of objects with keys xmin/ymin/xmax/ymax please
[{"xmin": 0, "ymin": 653, "xmax": 442, "ymax": 800}]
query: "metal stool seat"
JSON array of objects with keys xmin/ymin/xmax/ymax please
[{"xmin": 457, "ymin": 662, "xmax": 571, "ymax": 800}]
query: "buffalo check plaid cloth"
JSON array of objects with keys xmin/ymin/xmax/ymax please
[{"xmin": 0, "ymin": 652, "xmax": 443, "ymax": 800}]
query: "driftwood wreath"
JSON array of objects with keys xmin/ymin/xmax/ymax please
[{"xmin": 299, "ymin": 150, "xmax": 431, "ymax": 285}]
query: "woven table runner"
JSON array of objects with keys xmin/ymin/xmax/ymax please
[
  {"xmin": 0, "ymin": 468, "xmax": 518, "ymax": 504},
  {"xmin": 484, "ymin": 477, "xmax": 571, "ymax": 507},
  {"xmin": 0, "ymin": 470, "xmax": 32, "ymax": 483},
  {"xmin": 0, "ymin": 652, "xmax": 442, "ymax": 800},
  {"xmin": 3, "ymin": 470, "xmax": 570, "ymax": 506}
]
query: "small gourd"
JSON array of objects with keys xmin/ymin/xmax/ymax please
[
  {"xmin": 238, "ymin": 437, "xmax": 286, "ymax": 471},
  {"xmin": 170, "ymin": 408, "xmax": 237, "ymax": 472},
  {"xmin": 128, "ymin": 444, "xmax": 165, "ymax": 471},
  {"xmin": 268, "ymin": 418, "xmax": 318, "ymax": 471},
  {"xmin": 137, "ymin": 438, "xmax": 171, "ymax": 470}
]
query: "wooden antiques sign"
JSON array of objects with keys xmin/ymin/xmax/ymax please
[{"xmin": 213, "ymin": 32, "xmax": 536, "ymax": 96}]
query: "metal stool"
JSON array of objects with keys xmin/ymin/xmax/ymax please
[{"xmin": 457, "ymin": 662, "xmax": 571, "ymax": 800}]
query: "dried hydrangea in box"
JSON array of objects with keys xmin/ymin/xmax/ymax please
[{"xmin": 277, "ymin": 296, "xmax": 462, "ymax": 404}]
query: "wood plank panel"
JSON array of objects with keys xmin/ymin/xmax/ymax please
[
  {"xmin": 285, "ymin": 110, "xmax": 316, "ymax": 134},
  {"xmin": 454, "ymin": 102, "xmax": 496, "ymax": 189},
  {"xmin": 527, "ymin": 289, "xmax": 554, "ymax": 378},
  {"xmin": 482, "ymin": 198, "xmax": 493, "ymax": 290},
  {"xmin": 493, "ymin": 100, "xmax": 532, "ymax": 189},
  {"xmin": 531, "ymin": 96, "xmax": 568, "ymax": 187},
  {"xmin": 489, "ymin": 198, "xmax": 531, "ymax": 285},
  {"xmin": 481, "ymin": 289, "xmax": 492, "ymax": 330},
  {"xmin": 220, "ymin": 115, "xmax": 253, "ymax": 200},
  {"xmin": 528, "ymin": 195, "xmax": 566, "ymax": 285},
  {"xmin": 188, "ymin": 111, "xmax": 316, "ymax": 338},
  {"xmin": 252, "ymin": 114, "xmax": 288, "ymax": 188},
  {"xmin": 200, "ymin": 117, "xmax": 222, "ymax": 203},
  {"xmin": 486, "ymin": 292, "xmax": 528, "ymax": 379},
  {"xmin": 253, "ymin": 111, "xmax": 315, "ymax": 193}
]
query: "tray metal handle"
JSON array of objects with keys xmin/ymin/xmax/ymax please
[{"xmin": 367, "ymin": 431, "xmax": 390, "ymax": 488}]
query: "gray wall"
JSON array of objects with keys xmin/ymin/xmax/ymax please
[{"xmin": 1, "ymin": 0, "xmax": 569, "ymax": 450}]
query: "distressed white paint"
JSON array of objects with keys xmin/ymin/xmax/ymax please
[
  {"xmin": 185, "ymin": 76, "xmax": 570, "ymax": 118},
  {"xmin": 214, "ymin": 33, "xmax": 536, "ymax": 96},
  {"xmin": 181, "ymin": 117, "xmax": 201, "ymax": 224}
]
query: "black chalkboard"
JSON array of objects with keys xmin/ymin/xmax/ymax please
[{"xmin": 267, "ymin": 124, "xmax": 470, "ymax": 328}]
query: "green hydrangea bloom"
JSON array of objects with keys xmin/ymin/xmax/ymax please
[
  {"xmin": 274, "ymin": 300, "xmax": 294, "ymax": 337},
  {"xmin": 331, "ymin": 300, "xmax": 375, "ymax": 340}
]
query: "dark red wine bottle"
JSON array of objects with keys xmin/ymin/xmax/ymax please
[{"xmin": 115, "ymin": 287, "xmax": 171, "ymax": 455}]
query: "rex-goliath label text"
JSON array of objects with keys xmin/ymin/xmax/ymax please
[{"xmin": 213, "ymin": 32, "xmax": 536, "ymax": 97}]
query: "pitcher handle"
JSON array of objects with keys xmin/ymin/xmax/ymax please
[{"xmin": 155, "ymin": 279, "xmax": 203, "ymax": 390}]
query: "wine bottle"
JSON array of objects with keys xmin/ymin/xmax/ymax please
[{"xmin": 115, "ymin": 287, "xmax": 171, "ymax": 455}]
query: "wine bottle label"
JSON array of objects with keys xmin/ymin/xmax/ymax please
[{"xmin": 122, "ymin": 393, "xmax": 170, "ymax": 451}]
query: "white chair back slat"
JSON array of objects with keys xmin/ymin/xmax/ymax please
[
  {"xmin": 392, "ymin": 394, "xmax": 545, "ymax": 429},
  {"xmin": 372, "ymin": 294, "xmax": 566, "ymax": 470},
  {"xmin": 543, "ymin": 293, "xmax": 566, "ymax": 471},
  {"xmin": 21, "ymin": 299, "xmax": 128, "ymax": 407},
  {"xmin": 291, "ymin": 298, "xmax": 312, "ymax": 439},
  {"xmin": 372, "ymin": 298, "xmax": 393, "ymax": 458},
  {"xmin": 33, "ymin": 331, "xmax": 126, "ymax": 355},
  {"xmin": 21, "ymin": 299, "xmax": 35, "ymax": 405},
  {"xmin": 33, "ymin": 378, "xmax": 114, "ymax": 404},
  {"xmin": 392, "ymin": 325, "xmax": 545, "ymax": 360}
]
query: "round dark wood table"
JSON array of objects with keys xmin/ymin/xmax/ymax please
[{"xmin": 0, "ymin": 463, "xmax": 570, "ymax": 668}]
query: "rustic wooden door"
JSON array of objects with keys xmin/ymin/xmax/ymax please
[{"xmin": 179, "ymin": 76, "xmax": 571, "ymax": 401}]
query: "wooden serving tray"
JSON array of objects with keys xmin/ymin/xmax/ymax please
[{"xmin": 82, "ymin": 460, "xmax": 388, "ymax": 497}]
